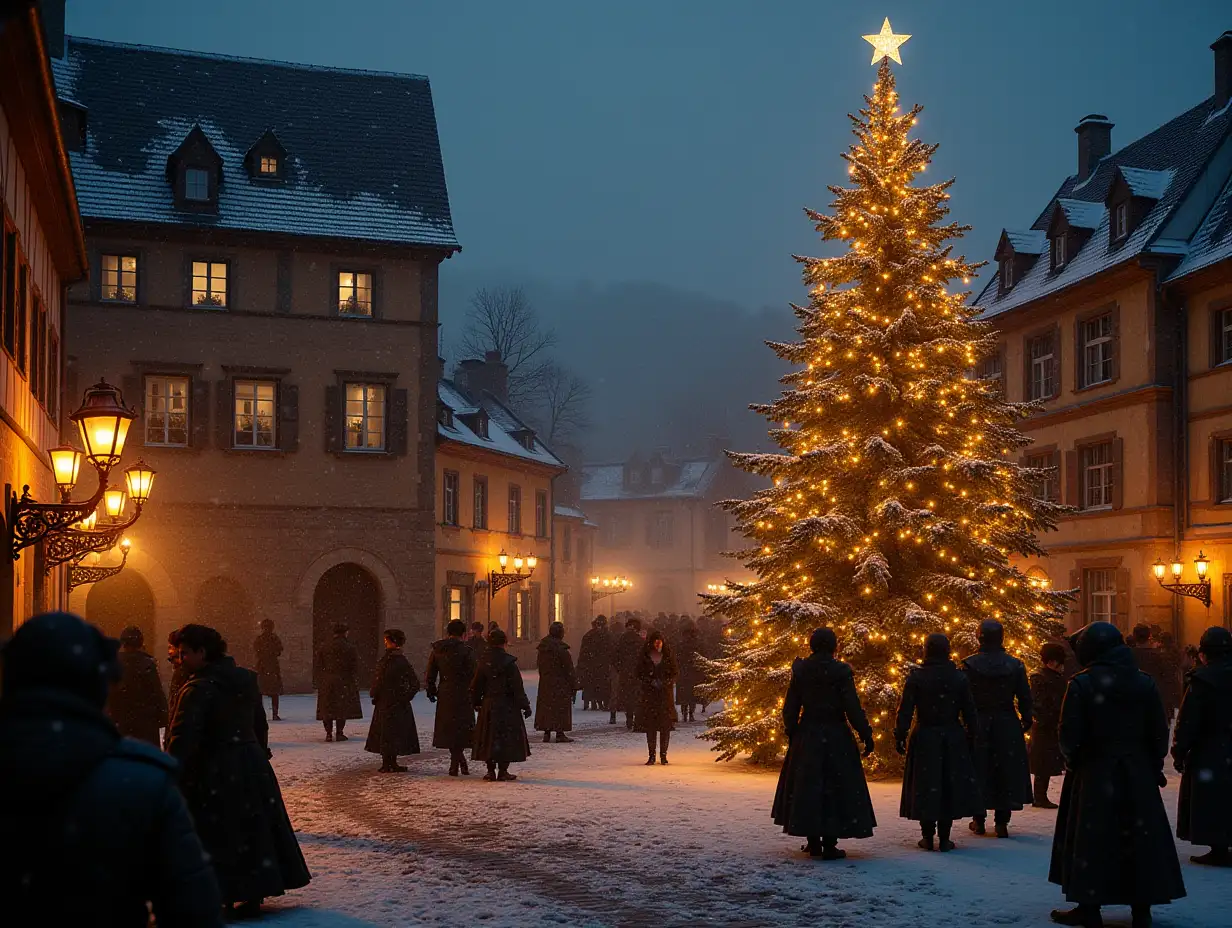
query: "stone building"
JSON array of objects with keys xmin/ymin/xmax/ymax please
[
  {"xmin": 50, "ymin": 32, "xmax": 457, "ymax": 687},
  {"xmin": 0, "ymin": 2, "xmax": 87, "ymax": 632},
  {"xmin": 974, "ymin": 30, "xmax": 1232, "ymax": 642},
  {"xmin": 552, "ymin": 503, "xmax": 597, "ymax": 636}
]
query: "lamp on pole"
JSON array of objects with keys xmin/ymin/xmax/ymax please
[
  {"xmin": 484, "ymin": 550, "xmax": 537, "ymax": 629},
  {"xmin": 590, "ymin": 575, "xmax": 631, "ymax": 616},
  {"xmin": 1152, "ymin": 551, "xmax": 1211, "ymax": 608}
]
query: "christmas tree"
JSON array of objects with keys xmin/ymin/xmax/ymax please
[{"xmin": 701, "ymin": 26, "xmax": 1070, "ymax": 767}]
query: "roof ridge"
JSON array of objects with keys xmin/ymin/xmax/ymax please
[{"xmin": 64, "ymin": 34, "xmax": 431, "ymax": 83}]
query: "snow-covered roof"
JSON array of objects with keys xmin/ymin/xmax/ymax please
[
  {"xmin": 554, "ymin": 505, "xmax": 588, "ymax": 520},
  {"xmin": 1167, "ymin": 170, "xmax": 1232, "ymax": 281},
  {"xmin": 1053, "ymin": 198, "xmax": 1104, "ymax": 230},
  {"xmin": 581, "ymin": 459, "xmax": 721, "ymax": 502},
  {"xmin": 437, "ymin": 381, "xmax": 565, "ymax": 471},
  {"xmin": 50, "ymin": 37, "xmax": 457, "ymax": 250},
  {"xmin": 1118, "ymin": 166, "xmax": 1174, "ymax": 200},
  {"xmin": 1003, "ymin": 230, "xmax": 1048, "ymax": 254}
]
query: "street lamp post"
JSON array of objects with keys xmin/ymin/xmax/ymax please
[
  {"xmin": 590, "ymin": 575, "xmax": 631, "ymax": 617},
  {"xmin": 1152, "ymin": 551, "xmax": 1212, "ymax": 608},
  {"xmin": 484, "ymin": 550, "xmax": 537, "ymax": 627}
]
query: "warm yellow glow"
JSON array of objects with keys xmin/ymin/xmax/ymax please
[
  {"xmin": 1153, "ymin": 559, "xmax": 1166, "ymax": 580},
  {"xmin": 862, "ymin": 17, "xmax": 911, "ymax": 65},
  {"xmin": 513, "ymin": 556, "xmax": 524, "ymax": 570},
  {"xmin": 1194, "ymin": 551, "xmax": 1209, "ymax": 579},
  {"xmin": 49, "ymin": 446, "xmax": 82, "ymax": 494},
  {"xmin": 1171, "ymin": 560, "xmax": 1184, "ymax": 579},
  {"xmin": 103, "ymin": 488, "xmax": 127, "ymax": 519},
  {"xmin": 526, "ymin": 555, "xmax": 538, "ymax": 570},
  {"xmin": 124, "ymin": 460, "xmax": 156, "ymax": 504},
  {"xmin": 120, "ymin": 537, "xmax": 132, "ymax": 551},
  {"xmin": 73, "ymin": 511, "xmax": 98, "ymax": 532},
  {"xmin": 498, "ymin": 551, "xmax": 508, "ymax": 570}
]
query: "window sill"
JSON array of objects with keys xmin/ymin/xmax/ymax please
[
  {"xmin": 1076, "ymin": 505, "xmax": 1114, "ymax": 515},
  {"xmin": 187, "ymin": 304, "xmax": 229, "ymax": 312},
  {"xmin": 225, "ymin": 447, "xmax": 287, "ymax": 457},
  {"xmin": 1073, "ymin": 377, "xmax": 1119, "ymax": 395},
  {"xmin": 336, "ymin": 312, "xmax": 374, "ymax": 320},
  {"xmin": 100, "ymin": 298, "xmax": 138, "ymax": 306}
]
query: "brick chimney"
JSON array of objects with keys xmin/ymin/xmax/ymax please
[
  {"xmin": 1214, "ymin": 31, "xmax": 1232, "ymax": 110},
  {"xmin": 455, "ymin": 350, "xmax": 508, "ymax": 402},
  {"xmin": 1074, "ymin": 114, "xmax": 1113, "ymax": 182}
]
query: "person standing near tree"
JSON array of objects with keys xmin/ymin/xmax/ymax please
[
  {"xmin": 471, "ymin": 628, "xmax": 532, "ymax": 781},
  {"xmin": 107, "ymin": 626, "xmax": 168, "ymax": 747},
  {"xmin": 1029, "ymin": 642, "xmax": 1069, "ymax": 809},
  {"xmin": 772, "ymin": 627, "xmax": 876, "ymax": 860},
  {"xmin": 894, "ymin": 633, "xmax": 980, "ymax": 852},
  {"xmin": 253, "ymin": 619, "xmax": 284, "ymax": 721},
  {"xmin": 577, "ymin": 615, "xmax": 613, "ymax": 711},
  {"xmin": 535, "ymin": 622, "xmax": 576, "ymax": 743},
  {"xmin": 636, "ymin": 631, "xmax": 678, "ymax": 765},
  {"xmin": 426, "ymin": 620, "xmax": 477, "ymax": 776},
  {"xmin": 315, "ymin": 623, "xmax": 362, "ymax": 743},
  {"xmin": 1048, "ymin": 622, "xmax": 1184, "ymax": 928},
  {"xmin": 676, "ymin": 622, "xmax": 703, "ymax": 722},
  {"xmin": 960, "ymin": 619, "xmax": 1033, "ymax": 838},
  {"xmin": 614, "ymin": 617, "xmax": 645, "ymax": 730},
  {"xmin": 364, "ymin": 629, "xmax": 420, "ymax": 773},
  {"xmin": 1171, "ymin": 626, "xmax": 1232, "ymax": 867}
]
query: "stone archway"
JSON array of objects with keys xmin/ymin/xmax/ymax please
[
  {"xmin": 194, "ymin": 576, "xmax": 255, "ymax": 667},
  {"xmin": 85, "ymin": 570, "xmax": 156, "ymax": 646},
  {"xmin": 312, "ymin": 563, "xmax": 382, "ymax": 684}
]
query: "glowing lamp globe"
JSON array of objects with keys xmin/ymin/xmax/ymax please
[
  {"xmin": 1194, "ymin": 551, "xmax": 1210, "ymax": 580},
  {"xmin": 103, "ymin": 488, "xmax": 127, "ymax": 519},
  {"xmin": 526, "ymin": 555, "xmax": 537, "ymax": 570},
  {"xmin": 1171, "ymin": 560, "xmax": 1184, "ymax": 579},
  {"xmin": 73, "ymin": 510, "xmax": 97, "ymax": 532},
  {"xmin": 513, "ymin": 556, "xmax": 524, "ymax": 571},
  {"xmin": 120, "ymin": 537, "xmax": 132, "ymax": 552},
  {"xmin": 48, "ymin": 445, "xmax": 83, "ymax": 498},
  {"xmin": 1152, "ymin": 560, "xmax": 1166, "ymax": 580},
  {"xmin": 71, "ymin": 380, "xmax": 135, "ymax": 470},
  {"xmin": 498, "ymin": 551, "xmax": 508, "ymax": 570},
  {"xmin": 124, "ymin": 460, "xmax": 156, "ymax": 505}
]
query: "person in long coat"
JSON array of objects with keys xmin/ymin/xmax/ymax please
[
  {"xmin": 1048, "ymin": 622, "xmax": 1185, "ymax": 928},
  {"xmin": 1157, "ymin": 631, "xmax": 1184, "ymax": 721},
  {"xmin": 613, "ymin": 618, "xmax": 645, "ymax": 730},
  {"xmin": 635, "ymin": 631, "xmax": 678, "ymax": 765},
  {"xmin": 107, "ymin": 626, "xmax": 168, "ymax": 746},
  {"xmin": 894, "ymin": 633, "xmax": 981, "ymax": 852},
  {"xmin": 364, "ymin": 628, "xmax": 420, "ymax": 773},
  {"xmin": 466, "ymin": 622, "xmax": 487, "ymax": 659},
  {"xmin": 426, "ymin": 620, "xmax": 477, "ymax": 776},
  {"xmin": 535, "ymin": 622, "xmax": 577, "ymax": 743},
  {"xmin": 164, "ymin": 628, "xmax": 189, "ymax": 750},
  {"xmin": 1171, "ymin": 625, "xmax": 1232, "ymax": 867},
  {"xmin": 315, "ymin": 623, "xmax": 363, "ymax": 742},
  {"xmin": 252, "ymin": 619, "xmax": 284, "ymax": 721},
  {"xmin": 606, "ymin": 619, "xmax": 625, "ymax": 724},
  {"xmin": 772, "ymin": 627, "xmax": 876, "ymax": 859},
  {"xmin": 167, "ymin": 624, "xmax": 310, "ymax": 919},
  {"xmin": 1029, "ymin": 641, "xmax": 1069, "ymax": 809},
  {"xmin": 676, "ymin": 623, "xmax": 703, "ymax": 722},
  {"xmin": 471, "ymin": 628, "xmax": 532, "ymax": 781},
  {"xmin": 577, "ymin": 615, "xmax": 613, "ymax": 710},
  {"xmin": 960, "ymin": 619, "xmax": 1033, "ymax": 838}
]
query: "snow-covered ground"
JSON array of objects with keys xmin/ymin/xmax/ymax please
[{"xmin": 256, "ymin": 676, "xmax": 1223, "ymax": 927}]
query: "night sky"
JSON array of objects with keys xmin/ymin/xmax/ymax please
[{"xmin": 67, "ymin": 1, "xmax": 1229, "ymax": 310}]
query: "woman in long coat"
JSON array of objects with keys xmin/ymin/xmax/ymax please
[
  {"xmin": 535, "ymin": 622, "xmax": 577, "ymax": 743},
  {"xmin": 606, "ymin": 619, "xmax": 625, "ymax": 724},
  {"xmin": 676, "ymin": 624, "xmax": 703, "ymax": 722},
  {"xmin": 425, "ymin": 620, "xmax": 477, "ymax": 776},
  {"xmin": 772, "ymin": 627, "xmax": 876, "ymax": 859},
  {"xmin": 613, "ymin": 618, "xmax": 645, "ymax": 730},
  {"xmin": 471, "ymin": 628, "xmax": 532, "ymax": 781},
  {"xmin": 635, "ymin": 631, "xmax": 678, "ymax": 765},
  {"xmin": 108, "ymin": 626, "xmax": 168, "ymax": 746},
  {"xmin": 315, "ymin": 623, "xmax": 362, "ymax": 742},
  {"xmin": 364, "ymin": 628, "xmax": 420, "ymax": 773},
  {"xmin": 252, "ymin": 620, "xmax": 284, "ymax": 721},
  {"xmin": 1172, "ymin": 626, "xmax": 1232, "ymax": 867},
  {"xmin": 894, "ymin": 633, "xmax": 981, "ymax": 851},
  {"xmin": 166, "ymin": 624, "xmax": 310, "ymax": 918},
  {"xmin": 1029, "ymin": 641, "xmax": 1069, "ymax": 808},
  {"xmin": 1048, "ymin": 622, "xmax": 1185, "ymax": 928},
  {"xmin": 577, "ymin": 616, "xmax": 613, "ymax": 710}
]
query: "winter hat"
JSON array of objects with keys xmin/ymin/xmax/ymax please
[
  {"xmin": 923, "ymin": 633, "xmax": 951, "ymax": 662},
  {"xmin": 1198, "ymin": 626, "xmax": 1232, "ymax": 659},
  {"xmin": 1069, "ymin": 622, "xmax": 1123, "ymax": 667},
  {"xmin": 978, "ymin": 620, "xmax": 1004, "ymax": 650},
  {"xmin": 809, "ymin": 627, "xmax": 837, "ymax": 655},
  {"xmin": 1, "ymin": 612, "xmax": 121, "ymax": 707}
]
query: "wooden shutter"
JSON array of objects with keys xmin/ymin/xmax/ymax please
[
  {"xmin": 1050, "ymin": 450, "xmax": 1061, "ymax": 502},
  {"xmin": 441, "ymin": 585, "xmax": 451, "ymax": 633},
  {"xmin": 214, "ymin": 379, "xmax": 232, "ymax": 450},
  {"xmin": 278, "ymin": 383, "xmax": 299, "ymax": 452},
  {"xmin": 1074, "ymin": 317, "xmax": 1085, "ymax": 389},
  {"xmin": 1065, "ymin": 450, "xmax": 1079, "ymax": 506},
  {"xmin": 1114, "ymin": 567, "xmax": 1131, "ymax": 631},
  {"xmin": 324, "ymin": 385, "xmax": 341, "ymax": 452},
  {"xmin": 1022, "ymin": 335, "xmax": 1032, "ymax": 400},
  {"xmin": 1212, "ymin": 307, "xmax": 1226, "ymax": 369},
  {"xmin": 530, "ymin": 583, "xmax": 541, "ymax": 639},
  {"xmin": 1051, "ymin": 324, "xmax": 1063, "ymax": 398},
  {"xmin": 190, "ymin": 378, "xmax": 210, "ymax": 448},
  {"xmin": 1111, "ymin": 437, "xmax": 1124, "ymax": 510},
  {"xmin": 1109, "ymin": 306, "xmax": 1121, "ymax": 381},
  {"xmin": 1068, "ymin": 569, "xmax": 1082, "ymax": 628},
  {"xmin": 388, "ymin": 387, "xmax": 408, "ymax": 455},
  {"xmin": 1212, "ymin": 437, "xmax": 1224, "ymax": 504}
]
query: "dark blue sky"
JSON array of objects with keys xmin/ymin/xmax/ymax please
[{"xmin": 67, "ymin": 1, "xmax": 1231, "ymax": 310}]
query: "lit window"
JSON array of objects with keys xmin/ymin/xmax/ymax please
[
  {"xmin": 344, "ymin": 383, "xmax": 386, "ymax": 450},
  {"xmin": 101, "ymin": 255, "xmax": 138, "ymax": 302},
  {"xmin": 184, "ymin": 167, "xmax": 210, "ymax": 201},
  {"xmin": 145, "ymin": 376, "xmax": 189, "ymax": 447},
  {"xmin": 1114, "ymin": 202, "xmax": 1128, "ymax": 240},
  {"xmin": 1081, "ymin": 314, "xmax": 1114, "ymax": 386},
  {"xmin": 448, "ymin": 587, "xmax": 464, "ymax": 623},
  {"xmin": 1028, "ymin": 333, "xmax": 1055, "ymax": 400},
  {"xmin": 514, "ymin": 589, "xmax": 527, "ymax": 640},
  {"xmin": 508, "ymin": 484, "xmax": 522, "ymax": 534},
  {"xmin": 1081, "ymin": 442, "xmax": 1114, "ymax": 510},
  {"xmin": 443, "ymin": 470, "xmax": 460, "ymax": 526},
  {"xmin": 473, "ymin": 476, "xmax": 488, "ymax": 529},
  {"xmin": 233, "ymin": 380, "xmax": 276, "ymax": 449},
  {"xmin": 1025, "ymin": 452, "xmax": 1057, "ymax": 502},
  {"xmin": 1084, "ymin": 568, "xmax": 1116, "ymax": 623},
  {"xmin": 191, "ymin": 261, "xmax": 227, "ymax": 307},
  {"xmin": 535, "ymin": 490, "xmax": 548, "ymax": 537},
  {"xmin": 1052, "ymin": 234, "xmax": 1067, "ymax": 269},
  {"xmin": 338, "ymin": 271, "xmax": 373, "ymax": 316},
  {"xmin": 259, "ymin": 156, "xmax": 278, "ymax": 175}
]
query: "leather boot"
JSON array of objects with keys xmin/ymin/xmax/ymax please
[
  {"xmin": 1049, "ymin": 905, "xmax": 1103, "ymax": 927},
  {"xmin": 555, "ymin": 733, "xmax": 573, "ymax": 743},
  {"xmin": 969, "ymin": 818, "xmax": 985, "ymax": 836},
  {"xmin": 645, "ymin": 754, "xmax": 656, "ymax": 765}
]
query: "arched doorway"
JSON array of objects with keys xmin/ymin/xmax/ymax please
[
  {"xmin": 312, "ymin": 564, "xmax": 381, "ymax": 685},
  {"xmin": 86, "ymin": 570, "xmax": 156, "ymax": 647},
  {"xmin": 194, "ymin": 577, "xmax": 255, "ymax": 668}
]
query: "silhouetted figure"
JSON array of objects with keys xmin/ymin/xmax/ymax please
[
  {"xmin": 577, "ymin": 615, "xmax": 613, "ymax": 710},
  {"xmin": 1029, "ymin": 642, "xmax": 1069, "ymax": 809},
  {"xmin": 606, "ymin": 619, "xmax": 625, "ymax": 723},
  {"xmin": 677, "ymin": 623, "xmax": 703, "ymax": 722},
  {"xmin": 1157, "ymin": 631, "xmax": 1184, "ymax": 721},
  {"xmin": 426, "ymin": 620, "xmax": 477, "ymax": 776},
  {"xmin": 165, "ymin": 628, "xmax": 188, "ymax": 749},
  {"xmin": 365, "ymin": 628, "xmax": 421, "ymax": 773},
  {"xmin": 636, "ymin": 631, "xmax": 678, "ymax": 765},
  {"xmin": 613, "ymin": 617, "xmax": 645, "ymax": 730},
  {"xmin": 253, "ymin": 619, "xmax": 284, "ymax": 720},
  {"xmin": 536, "ymin": 622, "xmax": 576, "ymax": 743},
  {"xmin": 466, "ymin": 621, "xmax": 487, "ymax": 659},
  {"xmin": 471, "ymin": 628, "xmax": 532, "ymax": 781},
  {"xmin": 107, "ymin": 625, "xmax": 168, "ymax": 746},
  {"xmin": 315, "ymin": 623, "xmax": 362, "ymax": 742}
]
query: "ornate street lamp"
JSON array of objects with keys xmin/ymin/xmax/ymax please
[
  {"xmin": 68, "ymin": 537, "xmax": 131, "ymax": 591},
  {"xmin": 591, "ymin": 575, "xmax": 631, "ymax": 615},
  {"xmin": 1152, "ymin": 552, "xmax": 1212, "ymax": 608},
  {"xmin": 482, "ymin": 550, "xmax": 538, "ymax": 626},
  {"xmin": 72, "ymin": 379, "xmax": 134, "ymax": 473}
]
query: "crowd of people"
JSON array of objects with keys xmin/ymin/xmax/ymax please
[{"xmin": 771, "ymin": 618, "xmax": 1232, "ymax": 928}]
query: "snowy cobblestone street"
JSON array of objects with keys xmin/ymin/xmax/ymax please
[{"xmin": 254, "ymin": 686, "xmax": 1224, "ymax": 928}]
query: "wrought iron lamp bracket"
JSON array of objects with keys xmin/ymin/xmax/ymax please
[
  {"xmin": 68, "ymin": 545, "xmax": 130, "ymax": 591},
  {"xmin": 44, "ymin": 505, "xmax": 142, "ymax": 569},
  {"xmin": 1154, "ymin": 577, "xmax": 1212, "ymax": 608},
  {"xmin": 9, "ymin": 479, "xmax": 108, "ymax": 561},
  {"xmin": 488, "ymin": 569, "xmax": 531, "ymax": 600}
]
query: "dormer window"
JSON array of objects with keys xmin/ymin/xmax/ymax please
[
  {"xmin": 1113, "ymin": 202, "xmax": 1128, "ymax": 240},
  {"xmin": 185, "ymin": 168, "xmax": 210, "ymax": 201},
  {"xmin": 1052, "ymin": 234, "xmax": 1067, "ymax": 270},
  {"xmin": 1000, "ymin": 258, "xmax": 1014, "ymax": 290},
  {"xmin": 511, "ymin": 428, "xmax": 536, "ymax": 451},
  {"xmin": 437, "ymin": 403, "xmax": 455, "ymax": 428},
  {"xmin": 244, "ymin": 129, "xmax": 288, "ymax": 181},
  {"xmin": 259, "ymin": 156, "xmax": 279, "ymax": 176},
  {"xmin": 460, "ymin": 409, "xmax": 489, "ymax": 439},
  {"xmin": 168, "ymin": 125, "xmax": 222, "ymax": 211}
]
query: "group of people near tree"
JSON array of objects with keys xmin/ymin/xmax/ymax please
[{"xmin": 771, "ymin": 617, "xmax": 1232, "ymax": 927}]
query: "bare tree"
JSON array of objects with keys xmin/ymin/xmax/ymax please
[
  {"xmin": 458, "ymin": 287, "xmax": 555, "ymax": 403},
  {"xmin": 532, "ymin": 361, "xmax": 592, "ymax": 445}
]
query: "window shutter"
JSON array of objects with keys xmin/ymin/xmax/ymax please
[
  {"xmin": 441, "ymin": 585, "xmax": 451, "ymax": 634},
  {"xmin": 324, "ymin": 385, "xmax": 341, "ymax": 452},
  {"xmin": 1211, "ymin": 437, "xmax": 1224, "ymax": 504},
  {"xmin": 1050, "ymin": 450, "xmax": 1061, "ymax": 502},
  {"xmin": 190, "ymin": 377, "xmax": 210, "ymax": 448},
  {"xmin": 214, "ymin": 379, "xmax": 232, "ymax": 450},
  {"xmin": 1111, "ymin": 437, "xmax": 1124, "ymax": 510},
  {"xmin": 1212, "ymin": 308, "xmax": 1225, "ymax": 369},
  {"xmin": 1022, "ymin": 336, "xmax": 1032, "ymax": 400},
  {"xmin": 1065, "ymin": 450, "xmax": 1079, "ymax": 506},
  {"xmin": 278, "ymin": 383, "xmax": 299, "ymax": 452},
  {"xmin": 531, "ymin": 583, "xmax": 541, "ymax": 639},
  {"xmin": 1114, "ymin": 567, "xmax": 1131, "ymax": 631},
  {"xmin": 1051, "ymin": 324, "xmax": 1063, "ymax": 398},
  {"xmin": 1074, "ymin": 317, "xmax": 1084, "ymax": 389},
  {"xmin": 1110, "ymin": 306, "xmax": 1121, "ymax": 381},
  {"xmin": 388, "ymin": 387, "xmax": 408, "ymax": 455},
  {"xmin": 120, "ymin": 374, "xmax": 142, "ymax": 422},
  {"xmin": 1068, "ymin": 569, "xmax": 1082, "ymax": 628}
]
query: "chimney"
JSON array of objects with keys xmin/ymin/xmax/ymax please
[
  {"xmin": 1214, "ymin": 31, "xmax": 1232, "ymax": 110},
  {"xmin": 455, "ymin": 350, "xmax": 508, "ymax": 402},
  {"xmin": 436, "ymin": 355, "xmax": 446, "ymax": 383},
  {"xmin": 1074, "ymin": 114, "xmax": 1113, "ymax": 182},
  {"xmin": 38, "ymin": 1, "xmax": 66, "ymax": 59}
]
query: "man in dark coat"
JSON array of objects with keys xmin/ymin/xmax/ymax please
[
  {"xmin": 895, "ymin": 633, "xmax": 981, "ymax": 852},
  {"xmin": 315, "ymin": 622, "xmax": 363, "ymax": 742},
  {"xmin": 471, "ymin": 628, "xmax": 532, "ymax": 781},
  {"xmin": 426, "ymin": 619, "xmax": 477, "ymax": 776},
  {"xmin": 1172, "ymin": 626, "xmax": 1232, "ymax": 867},
  {"xmin": 577, "ymin": 615, "xmax": 613, "ymax": 710},
  {"xmin": 1129, "ymin": 624, "xmax": 1166, "ymax": 691},
  {"xmin": 466, "ymin": 621, "xmax": 487, "ymax": 658},
  {"xmin": 1029, "ymin": 641, "xmax": 1069, "ymax": 809},
  {"xmin": 1048, "ymin": 622, "xmax": 1185, "ymax": 928},
  {"xmin": 165, "ymin": 628, "xmax": 189, "ymax": 749},
  {"xmin": 253, "ymin": 618, "xmax": 284, "ymax": 720},
  {"xmin": 107, "ymin": 625, "xmax": 168, "ymax": 746},
  {"xmin": 1157, "ymin": 631, "xmax": 1184, "ymax": 720},
  {"xmin": 606, "ymin": 618, "xmax": 625, "ymax": 723},
  {"xmin": 613, "ymin": 617, "xmax": 645, "ymax": 730},
  {"xmin": 168, "ymin": 624, "xmax": 311, "ymax": 919},
  {"xmin": 0, "ymin": 612, "xmax": 223, "ymax": 927},
  {"xmin": 364, "ymin": 628, "xmax": 420, "ymax": 772},
  {"xmin": 961, "ymin": 619, "xmax": 1033, "ymax": 837},
  {"xmin": 772, "ymin": 627, "xmax": 876, "ymax": 859},
  {"xmin": 535, "ymin": 621, "xmax": 577, "ymax": 743},
  {"xmin": 676, "ymin": 623, "xmax": 703, "ymax": 722}
]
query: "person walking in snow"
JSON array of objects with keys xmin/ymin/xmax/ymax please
[
  {"xmin": 772, "ymin": 627, "xmax": 876, "ymax": 860},
  {"xmin": 676, "ymin": 622, "xmax": 704, "ymax": 722},
  {"xmin": 1171, "ymin": 626, "xmax": 1232, "ymax": 867},
  {"xmin": 613, "ymin": 617, "xmax": 645, "ymax": 730},
  {"xmin": 636, "ymin": 630, "xmax": 678, "ymax": 765},
  {"xmin": 466, "ymin": 621, "xmax": 487, "ymax": 659},
  {"xmin": 426, "ymin": 620, "xmax": 477, "ymax": 776},
  {"xmin": 894, "ymin": 633, "xmax": 981, "ymax": 852},
  {"xmin": 107, "ymin": 625, "xmax": 168, "ymax": 747},
  {"xmin": 315, "ymin": 623, "xmax": 363, "ymax": 742},
  {"xmin": 364, "ymin": 628, "xmax": 421, "ymax": 773},
  {"xmin": 535, "ymin": 622, "xmax": 577, "ymax": 743},
  {"xmin": 1029, "ymin": 641, "xmax": 1069, "ymax": 809},
  {"xmin": 577, "ymin": 615, "xmax": 613, "ymax": 710},
  {"xmin": 606, "ymin": 618, "xmax": 625, "ymax": 723},
  {"xmin": 471, "ymin": 628, "xmax": 532, "ymax": 781},
  {"xmin": 253, "ymin": 618, "xmax": 284, "ymax": 721}
]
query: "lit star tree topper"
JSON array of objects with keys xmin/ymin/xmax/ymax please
[
  {"xmin": 862, "ymin": 17, "xmax": 911, "ymax": 65},
  {"xmin": 699, "ymin": 32, "xmax": 1070, "ymax": 766}
]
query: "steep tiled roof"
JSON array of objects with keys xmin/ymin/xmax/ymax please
[
  {"xmin": 976, "ymin": 96, "xmax": 1232, "ymax": 317},
  {"xmin": 1003, "ymin": 230, "xmax": 1048, "ymax": 254},
  {"xmin": 1167, "ymin": 170, "xmax": 1232, "ymax": 281},
  {"xmin": 581, "ymin": 460, "xmax": 720, "ymax": 502},
  {"xmin": 437, "ymin": 381, "xmax": 565, "ymax": 470},
  {"xmin": 50, "ymin": 37, "xmax": 457, "ymax": 249}
]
